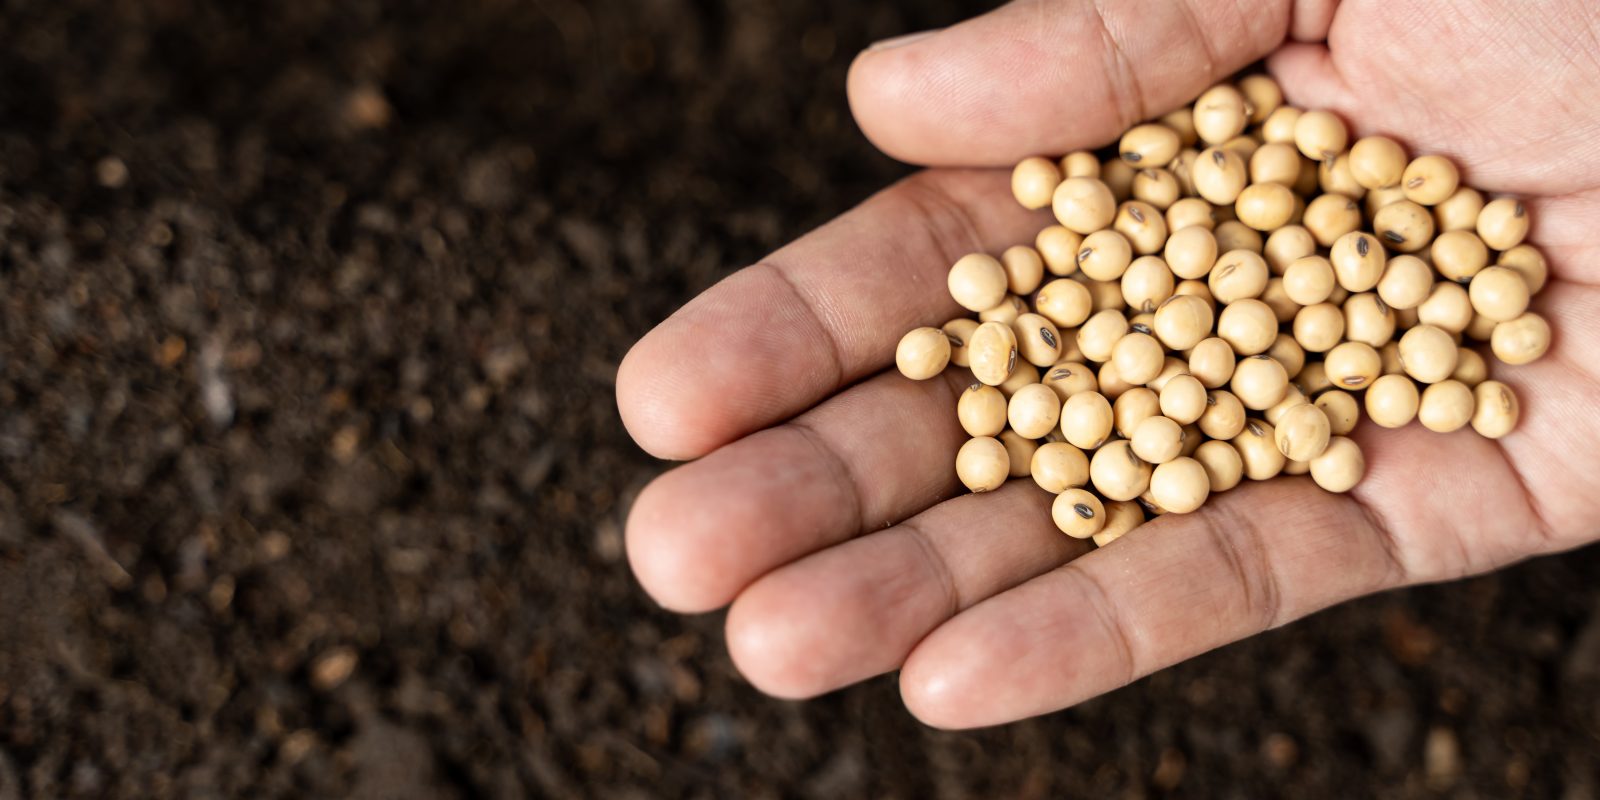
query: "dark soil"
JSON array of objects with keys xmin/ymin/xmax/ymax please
[{"xmin": 0, "ymin": 1, "xmax": 1595, "ymax": 797}]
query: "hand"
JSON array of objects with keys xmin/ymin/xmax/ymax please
[{"xmin": 616, "ymin": 0, "xmax": 1600, "ymax": 728}]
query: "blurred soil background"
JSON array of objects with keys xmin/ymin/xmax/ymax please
[{"xmin": 0, "ymin": 0, "xmax": 1595, "ymax": 797}]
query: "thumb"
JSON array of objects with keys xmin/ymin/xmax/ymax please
[{"xmin": 847, "ymin": 0, "xmax": 1293, "ymax": 166}]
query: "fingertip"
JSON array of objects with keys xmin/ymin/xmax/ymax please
[
  {"xmin": 898, "ymin": 642, "xmax": 981, "ymax": 730},
  {"xmin": 846, "ymin": 37, "xmax": 948, "ymax": 166},
  {"xmin": 725, "ymin": 585, "xmax": 828, "ymax": 700},
  {"xmin": 616, "ymin": 332, "xmax": 716, "ymax": 461},
  {"xmin": 623, "ymin": 470, "xmax": 738, "ymax": 613},
  {"xmin": 1265, "ymin": 43, "xmax": 1352, "ymax": 113}
]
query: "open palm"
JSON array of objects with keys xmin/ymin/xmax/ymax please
[{"xmin": 617, "ymin": 0, "xmax": 1600, "ymax": 728}]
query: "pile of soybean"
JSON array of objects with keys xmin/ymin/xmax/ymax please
[{"xmin": 894, "ymin": 75, "xmax": 1549, "ymax": 545}]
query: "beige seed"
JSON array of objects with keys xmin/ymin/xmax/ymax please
[
  {"xmin": 1160, "ymin": 106, "xmax": 1199, "ymax": 145},
  {"xmin": 1012, "ymin": 313, "xmax": 1063, "ymax": 368},
  {"xmin": 1309, "ymin": 436, "xmax": 1364, "ymax": 493},
  {"xmin": 1366, "ymin": 374, "xmax": 1421, "ymax": 428},
  {"xmin": 1470, "ymin": 380, "xmax": 1519, "ymax": 439},
  {"xmin": 1120, "ymin": 123, "xmax": 1182, "ymax": 167},
  {"xmin": 1431, "ymin": 230, "xmax": 1490, "ymax": 281},
  {"xmin": 1372, "ymin": 200, "xmax": 1434, "ymax": 254},
  {"xmin": 958, "ymin": 383, "xmax": 1008, "ymax": 437},
  {"xmin": 1477, "ymin": 197, "xmax": 1530, "ymax": 251},
  {"xmin": 1214, "ymin": 220, "xmax": 1264, "ymax": 254},
  {"xmin": 1060, "ymin": 391, "xmax": 1114, "ymax": 449},
  {"xmin": 1490, "ymin": 312, "xmax": 1551, "ymax": 365},
  {"xmin": 1417, "ymin": 380, "xmax": 1475, "ymax": 433},
  {"xmin": 1293, "ymin": 302, "xmax": 1345, "ymax": 353},
  {"xmin": 1112, "ymin": 331, "xmax": 1165, "ymax": 386},
  {"xmin": 1269, "ymin": 334, "xmax": 1307, "ymax": 380},
  {"xmin": 1315, "ymin": 390, "xmax": 1360, "ymax": 436},
  {"xmin": 1101, "ymin": 158, "xmax": 1137, "ymax": 202},
  {"xmin": 999, "ymin": 430, "xmax": 1039, "ymax": 478},
  {"xmin": 1264, "ymin": 225, "xmax": 1318, "ymax": 274},
  {"xmin": 1234, "ymin": 419, "xmax": 1287, "ymax": 480},
  {"xmin": 956, "ymin": 437, "xmax": 1009, "ymax": 493},
  {"xmin": 1053, "ymin": 488, "xmax": 1107, "ymax": 538},
  {"xmin": 1284, "ymin": 255, "xmax": 1337, "ymax": 305},
  {"xmin": 1198, "ymin": 389, "xmax": 1247, "ymax": 440},
  {"xmin": 1146, "ymin": 357, "xmax": 1190, "ymax": 393},
  {"xmin": 1275, "ymin": 403, "xmax": 1332, "ymax": 461},
  {"xmin": 1296, "ymin": 361, "xmax": 1332, "ymax": 396},
  {"xmin": 1318, "ymin": 153, "xmax": 1365, "ymax": 199},
  {"xmin": 1174, "ymin": 279, "xmax": 1217, "ymax": 306},
  {"xmin": 1035, "ymin": 225, "xmax": 1085, "ymax": 276},
  {"xmin": 1264, "ymin": 384, "xmax": 1309, "ymax": 426},
  {"xmin": 1000, "ymin": 245, "xmax": 1046, "ymax": 295},
  {"xmin": 1034, "ymin": 278, "xmax": 1093, "ymax": 329},
  {"xmin": 1163, "ymin": 225, "xmax": 1219, "ymax": 280},
  {"xmin": 1193, "ymin": 146, "xmax": 1249, "ymax": 205},
  {"xmin": 1349, "ymin": 136, "xmax": 1407, "ymax": 189},
  {"xmin": 1465, "ymin": 312, "xmax": 1499, "ymax": 342},
  {"xmin": 1294, "ymin": 110, "xmax": 1348, "ymax": 161},
  {"xmin": 1376, "ymin": 254, "xmax": 1434, "ymax": 310},
  {"xmin": 1194, "ymin": 84, "xmax": 1249, "ymax": 144},
  {"xmin": 1417, "ymin": 281, "xmax": 1474, "ymax": 334},
  {"xmin": 1121, "ymin": 256, "xmax": 1177, "ymax": 313},
  {"xmin": 1032, "ymin": 442, "xmax": 1091, "ymax": 493},
  {"xmin": 1152, "ymin": 294, "xmax": 1215, "ymax": 351},
  {"xmin": 1089, "ymin": 440, "xmax": 1153, "ymax": 501},
  {"xmin": 1364, "ymin": 185, "xmax": 1409, "ymax": 218},
  {"xmin": 968, "ymin": 321, "xmax": 1019, "ymax": 386},
  {"xmin": 1232, "ymin": 355, "xmax": 1290, "ymax": 410},
  {"xmin": 1452, "ymin": 347, "xmax": 1488, "ymax": 387},
  {"xmin": 1131, "ymin": 415, "xmax": 1185, "ymax": 464},
  {"xmin": 1076, "ymin": 309, "xmax": 1130, "ymax": 363},
  {"xmin": 1189, "ymin": 338, "xmax": 1237, "ymax": 388},
  {"xmin": 1053, "ymin": 177, "xmax": 1118, "ymax": 234},
  {"xmin": 1209, "ymin": 249, "xmax": 1270, "ymax": 303},
  {"xmin": 1158, "ymin": 374, "xmax": 1208, "ymax": 425},
  {"xmin": 998, "ymin": 363, "xmax": 1041, "ymax": 398},
  {"xmin": 1191, "ymin": 442, "xmax": 1244, "ymax": 500},
  {"xmin": 1092, "ymin": 500, "xmax": 1146, "ymax": 547},
  {"xmin": 942, "ymin": 318, "xmax": 979, "ymax": 368},
  {"xmin": 1343, "ymin": 292, "xmax": 1397, "ymax": 347},
  {"xmin": 1235, "ymin": 182, "xmax": 1297, "ymax": 231},
  {"xmin": 1133, "ymin": 168, "xmax": 1181, "ymax": 209},
  {"xmin": 948, "ymin": 253, "xmax": 1009, "ymax": 312},
  {"xmin": 1011, "ymin": 157, "xmax": 1062, "ymax": 210},
  {"xmin": 1259, "ymin": 277, "xmax": 1300, "ymax": 324},
  {"xmin": 1325, "ymin": 341, "xmax": 1382, "ymax": 390},
  {"xmin": 1329, "ymin": 232, "xmax": 1387, "ymax": 292},
  {"xmin": 979, "ymin": 294, "xmax": 1027, "ymax": 325},
  {"xmin": 1379, "ymin": 341, "xmax": 1405, "ymax": 375},
  {"xmin": 1166, "ymin": 197, "xmax": 1216, "ymax": 233},
  {"xmin": 1060, "ymin": 151, "xmax": 1100, "ymax": 179},
  {"xmin": 1237, "ymin": 75, "xmax": 1283, "ymax": 123},
  {"xmin": 1043, "ymin": 361, "xmax": 1099, "ymax": 402},
  {"xmin": 1498, "ymin": 244, "xmax": 1549, "ymax": 295},
  {"xmin": 1434, "ymin": 185, "xmax": 1485, "ymax": 232},
  {"xmin": 1261, "ymin": 106, "xmax": 1302, "ymax": 144},
  {"xmin": 895, "ymin": 326, "xmax": 952, "ymax": 380},
  {"xmin": 1077, "ymin": 229, "xmax": 1135, "ymax": 281},
  {"xmin": 1468, "ymin": 266, "xmax": 1531, "ymax": 322},
  {"xmin": 1113, "ymin": 387, "xmax": 1162, "ymax": 439},
  {"xmin": 1097, "ymin": 359, "xmax": 1135, "ymax": 401},
  {"xmin": 1402, "ymin": 155, "xmax": 1460, "ymax": 206},
  {"xmin": 1398, "ymin": 324, "xmax": 1459, "ymax": 384},
  {"xmin": 1217, "ymin": 299, "xmax": 1278, "ymax": 355},
  {"xmin": 1149, "ymin": 457, "xmax": 1211, "ymax": 513},
  {"xmin": 1008, "ymin": 383, "xmax": 1063, "ymax": 439},
  {"xmin": 1301, "ymin": 193, "xmax": 1363, "ymax": 247},
  {"xmin": 1115, "ymin": 200, "xmax": 1169, "ymax": 255},
  {"xmin": 1249, "ymin": 141, "xmax": 1303, "ymax": 186}
]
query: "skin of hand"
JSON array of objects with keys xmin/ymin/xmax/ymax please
[{"xmin": 615, "ymin": 0, "xmax": 1600, "ymax": 729}]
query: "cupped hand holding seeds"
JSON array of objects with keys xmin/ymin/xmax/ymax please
[{"xmin": 616, "ymin": 0, "xmax": 1600, "ymax": 729}]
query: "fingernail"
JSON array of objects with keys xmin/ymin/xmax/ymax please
[{"xmin": 865, "ymin": 29, "xmax": 939, "ymax": 53}]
